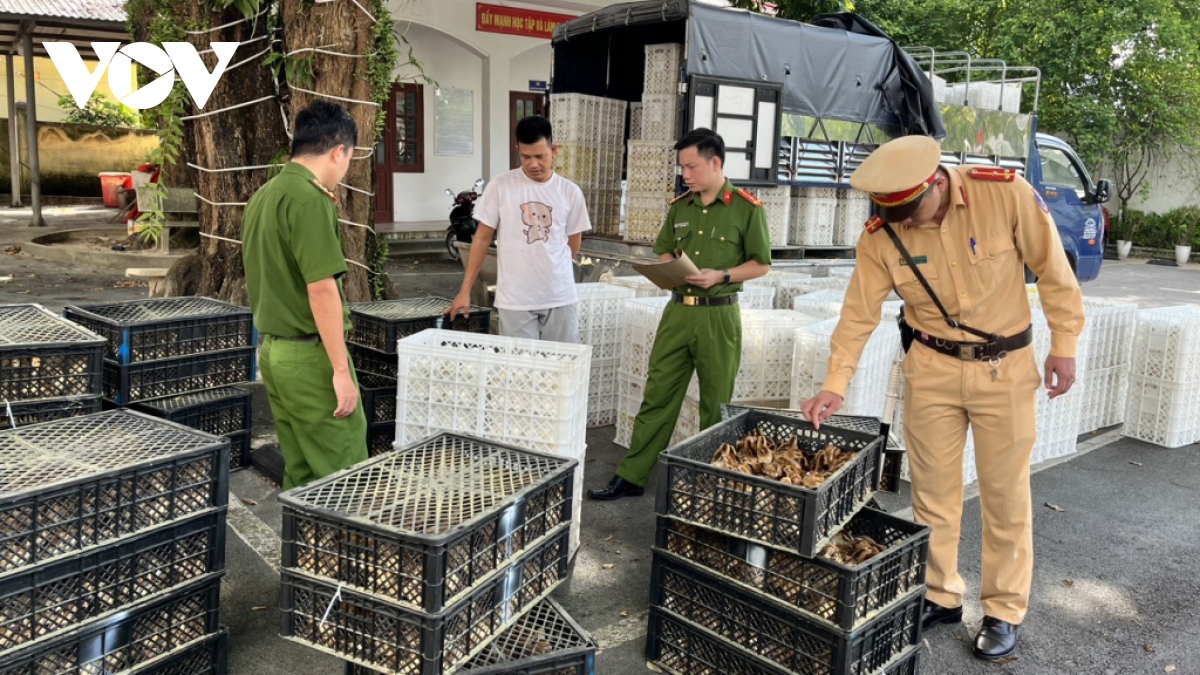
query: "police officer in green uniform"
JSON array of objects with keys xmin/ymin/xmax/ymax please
[
  {"xmin": 242, "ymin": 101, "xmax": 368, "ymax": 490},
  {"xmin": 589, "ymin": 129, "xmax": 772, "ymax": 500}
]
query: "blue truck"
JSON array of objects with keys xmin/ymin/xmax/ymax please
[{"xmin": 552, "ymin": 1, "xmax": 1111, "ymax": 281}]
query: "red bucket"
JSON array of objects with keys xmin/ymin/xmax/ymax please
[{"xmin": 98, "ymin": 172, "xmax": 133, "ymax": 208}]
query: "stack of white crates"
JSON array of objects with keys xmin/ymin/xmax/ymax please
[
  {"xmin": 630, "ymin": 102, "xmax": 644, "ymax": 140},
  {"xmin": 743, "ymin": 270, "xmax": 813, "ymax": 309},
  {"xmin": 739, "ymin": 284, "xmax": 777, "ymax": 310},
  {"xmin": 615, "ymin": 297, "xmax": 670, "ymax": 448},
  {"xmin": 551, "ymin": 93, "xmax": 626, "ymax": 236},
  {"xmin": 392, "ymin": 330, "xmax": 592, "ymax": 553},
  {"xmin": 834, "ymin": 189, "xmax": 872, "ymax": 247},
  {"xmin": 1124, "ymin": 305, "xmax": 1200, "ymax": 448},
  {"xmin": 791, "ymin": 318, "xmax": 901, "ymax": 418},
  {"xmin": 1029, "ymin": 307, "xmax": 1091, "ymax": 465},
  {"xmin": 792, "ymin": 288, "xmax": 905, "ymax": 324},
  {"xmin": 1071, "ymin": 297, "xmax": 1137, "ymax": 434},
  {"xmin": 625, "ymin": 141, "xmax": 677, "ymax": 242},
  {"xmin": 625, "ymin": 43, "xmax": 683, "ymax": 243},
  {"xmin": 790, "ymin": 187, "xmax": 838, "ymax": 246},
  {"xmin": 751, "ymin": 186, "xmax": 792, "ymax": 247},
  {"xmin": 672, "ymin": 310, "xmax": 822, "ymax": 444},
  {"xmin": 577, "ymin": 283, "xmax": 637, "ymax": 427}
]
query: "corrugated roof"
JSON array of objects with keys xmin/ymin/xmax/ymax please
[{"xmin": 0, "ymin": 0, "xmax": 126, "ymax": 23}]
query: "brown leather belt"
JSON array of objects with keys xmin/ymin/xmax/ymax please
[
  {"xmin": 915, "ymin": 325, "xmax": 1033, "ymax": 361},
  {"xmin": 672, "ymin": 293, "xmax": 739, "ymax": 307}
]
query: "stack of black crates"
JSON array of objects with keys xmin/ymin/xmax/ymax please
[
  {"xmin": 646, "ymin": 407, "xmax": 932, "ymax": 675},
  {"xmin": 0, "ymin": 409, "xmax": 230, "ymax": 674},
  {"xmin": 64, "ymin": 298, "xmax": 258, "ymax": 470},
  {"xmin": 346, "ymin": 297, "xmax": 491, "ymax": 457},
  {"xmin": 0, "ymin": 304, "xmax": 105, "ymax": 427},
  {"xmin": 277, "ymin": 432, "xmax": 596, "ymax": 675}
]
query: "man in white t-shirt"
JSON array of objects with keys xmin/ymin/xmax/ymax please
[{"xmin": 449, "ymin": 115, "xmax": 591, "ymax": 342}]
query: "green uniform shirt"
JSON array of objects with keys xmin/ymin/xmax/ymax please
[
  {"xmin": 652, "ymin": 180, "xmax": 772, "ymax": 297},
  {"xmin": 242, "ymin": 162, "xmax": 350, "ymax": 337}
]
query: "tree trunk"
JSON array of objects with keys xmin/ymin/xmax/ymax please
[
  {"xmin": 280, "ymin": 0, "xmax": 386, "ymax": 303},
  {"xmin": 170, "ymin": 5, "xmax": 288, "ymax": 304}
]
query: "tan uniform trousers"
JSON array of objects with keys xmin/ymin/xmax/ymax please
[{"xmin": 903, "ymin": 339, "xmax": 1040, "ymax": 625}]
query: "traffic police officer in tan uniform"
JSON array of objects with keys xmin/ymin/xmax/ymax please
[
  {"xmin": 801, "ymin": 135, "xmax": 1085, "ymax": 661},
  {"xmin": 243, "ymin": 101, "xmax": 368, "ymax": 490},
  {"xmin": 590, "ymin": 129, "xmax": 772, "ymax": 500}
]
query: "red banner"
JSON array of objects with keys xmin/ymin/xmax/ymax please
[{"xmin": 476, "ymin": 3, "xmax": 575, "ymax": 40}]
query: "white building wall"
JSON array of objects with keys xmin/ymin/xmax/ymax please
[
  {"xmin": 1123, "ymin": 151, "xmax": 1200, "ymax": 215},
  {"xmin": 386, "ymin": 0, "xmax": 605, "ymax": 223}
]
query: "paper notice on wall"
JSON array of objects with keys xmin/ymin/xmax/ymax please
[{"xmin": 435, "ymin": 88, "xmax": 474, "ymax": 156}]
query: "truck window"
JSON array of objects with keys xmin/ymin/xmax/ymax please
[{"xmin": 1038, "ymin": 146, "xmax": 1087, "ymax": 198}]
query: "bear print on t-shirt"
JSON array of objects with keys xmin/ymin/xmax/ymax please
[{"xmin": 520, "ymin": 201, "xmax": 553, "ymax": 244}]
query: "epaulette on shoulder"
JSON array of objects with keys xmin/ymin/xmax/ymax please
[
  {"xmin": 966, "ymin": 167, "xmax": 1016, "ymax": 182},
  {"xmin": 864, "ymin": 215, "xmax": 886, "ymax": 234},
  {"xmin": 669, "ymin": 191, "xmax": 690, "ymax": 205},
  {"xmin": 735, "ymin": 187, "xmax": 763, "ymax": 207},
  {"xmin": 310, "ymin": 178, "xmax": 338, "ymax": 202}
]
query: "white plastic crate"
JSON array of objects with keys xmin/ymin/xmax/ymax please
[
  {"xmin": 929, "ymin": 73, "xmax": 947, "ymax": 103},
  {"xmin": 834, "ymin": 190, "xmax": 871, "ymax": 247},
  {"xmin": 1123, "ymin": 374, "xmax": 1200, "ymax": 448},
  {"xmin": 394, "ymin": 330, "xmax": 591, "ymax": 454},
  {"xmin": 618, "ymin": 297, "xmax": 670, "ymax": 381},
  {"xmin": 588, "ymin": 358, "xmax": 621, "ymax": 427},
  {"xmin": 739, "ymin": 285, "xmax": 776, "ymax": 310},
  {"xmin": 684, "ymin": 310, "xmax": 822, "ymax": 402},
  {"xmin": 790, "ymin": 187, "xmax": 838, "ymax": 246},
  {"xmin": 827, "ymin": 265, "xmax": 857, "ymax": 278},
  {"xmin": 643, "ymin": 43, "xmax": 682, "ymax": 96},
  {"xmin": 1078, "ymin": 365, "xmax": 1128, "ymax": 434},
  {"xmin": 627, "ymin": 141, "xmax": 677, "ymax": 193},
  {"xmin": 550, "ymin": 93, "xmax": 626, "ymax": 146},
  {"xmin": 604, "ymin": 275, "xmax": 669, "ymax": 299},
  {"xmin": 791, "ymin": 318, "xmax": 900, "ymax": 416},
  {"xmin": 743, "ymin": 272, "xmax": 819, "ymax": 310},
  {"xmin": 614, "ymin": 374, "xmax": 645, "ymax": 449},
  {"xmin": 752, "ymin": 186, "xmax": 792, "ymax": 247},
  {"xmin": 640, "ymin": 94, "xmax": 680, "ymax": 142},
  {"xmin": 1080, "ymin": 298, "xmax": 1137, "ymax": 371},
  {"xmin": 590, "ymin": 188, "xmax": 623, "ymax": 236},
  {"xmin": 791, "ymin": 288, "xmax": 847, "ymax": 319},
  {"xmin": 578, "ymin": 282, "xmax": 637, "ymax": 361},
  {"xmin": 1129, "ymin": 306, "xmax": 1200, "ymax": 383},
  {"xmin": 624, "ymin": 191, "xmax": 674, "ymax": 243},
  {"xmin": 945, "ymin": 81, "xmax": 1022, "ymax": 113},
  {"xmin": 630, "ymin": 102, "xmax": 643, "ymax": 140},
  {"xmin": 555, "ymin": 142, "xmax": 601, "ymax": 188}
]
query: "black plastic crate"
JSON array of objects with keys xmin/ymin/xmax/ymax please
[
  {"xmin": 349, "ymin": 342, "xmax": 397, "ymax": 379},
  {"xmin": 647, "ymin": 607, "xmax": 922, "ymax": 675},
  {"xmin": 349, "ymin": 297, "xmax": 491, "ymax": 354},
  {"xmin": 0, "ymin": 304, "xmax": 105, "ymax": 402},
  {"xmin": 659, "ymin": 408, "xmax": 883, "ymax": 558},
  {"xmin": 0, "ymin": 410, "xmax": 230, "ymax": 578},
  {"xmin": 0, "ymin": 574, "xmax": 223, "ymax": 674},
  {"xmin": 0, "ymin": 509, "xmax": 227, "ymax": 652},
  {"xmin": 281, "ymin": 527, "xmax": 571, "ymax": 675},
  {"xmin": 650, "ymin": 550, "xmax": 923, "ymax": 675},
  {"xmin": 347, "ymin": 598, "xmax": 596, "ymax": 675},
  {"xmin": 64, "ymin": 297, "xmax": 255, "ymax": 365},
  {"xmin": 723, "ymin": 406, "xmax": 906, "ymax": 493},
  {"xmin": 360, "ymin": 372, "xmax": 397, "ymax": 425},
  {"xmin": 131, "ymin": 387, "xmax": 254, "ymax": 470},
  {"xmin": 656, "ymin": 509, "xmax": 928, "ymax": 631},
  {"xmin": 139, "ymin": 628, "xmax": 229, "ymax": 675},
  {"xmin": 103, "ymin": 347, "xmax": 257, "ymax": 405},
  {"xmin": 367, "ymin": 422, "xmax": 396, "ymax": 458},
  {"xmin": 6, "ymin": 395, "xmax": 103, "ymax": 428},
  {"xmin": 280, "ymin": 433, "xmax": 574, "ymax": 615}
]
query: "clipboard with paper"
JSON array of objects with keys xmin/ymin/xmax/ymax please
[{"xmin": 631, "ymin": 249, "xmax": 701, "ymax": 290}]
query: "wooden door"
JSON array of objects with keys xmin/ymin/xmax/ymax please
[{"xmin": 510, "ymin": 92, "xmax": 546, "ymax": 169}]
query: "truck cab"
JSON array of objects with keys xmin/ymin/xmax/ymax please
[{"xmin": 1027, "ymin": 132, "xmax": 1111, "ymax": 282}]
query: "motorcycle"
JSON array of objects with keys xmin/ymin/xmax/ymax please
[{"xmin": 445, "ymin": 178, "xmax": 485, "ymax": 260}]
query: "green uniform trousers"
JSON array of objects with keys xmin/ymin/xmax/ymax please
[
  {"xmin": 617, "ymin": 301, "xmax": 742, "ymax": 487},
  {"xmin": 260, "ymin": 335, "xmax": 368, "ymax": 490}
]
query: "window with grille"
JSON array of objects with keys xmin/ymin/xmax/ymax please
[{"xmin": 382, "ymin": 83, "xmax": 424, "ymax": 173}]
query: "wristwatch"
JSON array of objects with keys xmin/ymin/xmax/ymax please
[{"xmin": 722, "ymin": 270, "xmax": 731, "ymax": 284}]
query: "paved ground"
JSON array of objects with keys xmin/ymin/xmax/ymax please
[{"xmin": 4, "ymin": 208, "xmax": 1199, "ymax": 674}]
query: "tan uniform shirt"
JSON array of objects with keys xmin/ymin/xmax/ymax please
[{"xmin": 822, "ymin": 165, "xmax": 1085, "ymax": 397}]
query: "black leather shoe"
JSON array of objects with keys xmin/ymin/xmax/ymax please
[
  {"xmin": 921, "ymin": 600, "xmax": 964, "ymax": 633},
  {"xmin": 588, "ymin": 476, "xmax": 644, "ymax": 501},
  {"xmin": 974, "ymin": 616, "xmax": 1020, "ymax": 661}
]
